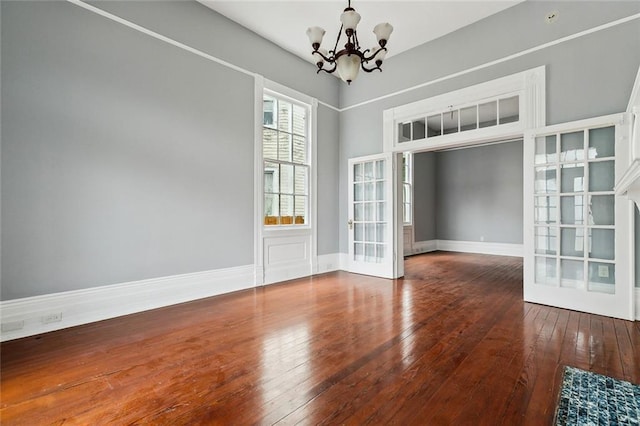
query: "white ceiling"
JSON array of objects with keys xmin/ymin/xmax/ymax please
[{"xmin": 199, "ymin": 1, "xmax": 523, "ymax": 64}]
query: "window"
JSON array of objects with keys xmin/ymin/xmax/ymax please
[
  {"xmin": 263, "ymin": 93, "xmax": 310, "ymax": 226},
  {"xmin": 402, "ymin": 152, "xmax": 412, "ymax": 225}
]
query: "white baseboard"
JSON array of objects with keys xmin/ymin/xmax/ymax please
[
  {"xmin": 1, "ymin": 265, "xmax": 255, "ymax": 342},
  {"xmin": 409, "ymin": 239, "xmax": 523, "ymax": 257},
  {"xmin": 435, "ymin": 239, "xmax": 523, "ymax": 257},
  {"xmin": 411, "ymin": 240, "xmax": 438, "ymax": 255},
  {"xmin": 316, "ymin": 253, "xmax": 341, "ymax": 274},
  {"xmin": 636, "ymin": 288, "xmax": 640, "ymax": 320}
]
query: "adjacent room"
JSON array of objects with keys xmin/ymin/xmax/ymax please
[{"xmin": 2, "ymin": 0, "xmax": 640, "ymax": 424}]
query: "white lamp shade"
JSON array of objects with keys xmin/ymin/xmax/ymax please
[
  {"xmin": 312, "ymin": 48, "xmax": 328, "ymax": 65},
  {"xmin": 371, "ymin": 46, "xmax": 387, "ymax": 62},
  {"xmin": 306, "ymin": 26, "xmax": 325, "ymax": 46},
  {"xmin": 340, "ymin": 10, "xmax": 361, "ymax": 31},
  {"xmin": 336, "ymin": 54, "xmax": 361, "ymax": 83},
  {"xmin": 373, "ymin": 23, "xmax": 393, "ymax": 43}
]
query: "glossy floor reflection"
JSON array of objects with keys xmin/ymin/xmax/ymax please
[{"xmin": 1, "ymin": 252, "xmax": 638, "ymax": 425}]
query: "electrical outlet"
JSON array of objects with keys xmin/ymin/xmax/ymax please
[
  {"xmin": 545, "ymin": 11, "xmax": 559, "ymax": 24},
  {"xmin": 1, "ymin": 320, "xmax": 25, "ymax": 332},
  {"xmin": 598, "ymin": 265, "xmax": 609, "ymax": 278},
  {"xmin": 41, "ymin": 312, "xmax": 63, "ymax": 324}
]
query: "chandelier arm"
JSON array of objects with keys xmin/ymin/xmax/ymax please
[
  {"xmin": 353, "ymin": 30, "xmax": 361, "ymax": 50},
  {"xmin": 361, "ymin": 62, "xmax": 382, "ymax": 73},
  {"xmin": 317, "ymin": 63, "xmax": 338, "ymax": 75},
  {"xmin": 362, "ymin": 47, "xmax": 386, "ymax": 62},
  {"xmin": 332, "ymin": 24, "xmax": 343, "ymax": 56},
  {"xmin": 312, "ymin": 49, "xmax": 335, "ymax": 63}
]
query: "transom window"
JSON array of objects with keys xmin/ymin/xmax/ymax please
[
  {"xmin": 263, "ymin": 93, "xmax": 310, "ymax": 226},
  {"xmin": 398, "ymin": 95, "xmax": 520, "ymax": 143}
]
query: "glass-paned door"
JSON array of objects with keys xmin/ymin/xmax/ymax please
[
  {"xmin": 524, "ymin": 114, "xmax": 633, "ymax": 320},
  {"xmin": 348, "ymin": 153, "xmax": 403, "ymax": 278}
]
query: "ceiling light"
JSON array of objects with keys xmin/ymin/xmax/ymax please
[{"xmin": 306, "ymin": 1, "xmax": 393, "ymax": 85}]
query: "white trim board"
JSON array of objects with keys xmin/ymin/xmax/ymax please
[
  {"xmin": 411, "ymin": 240, "xmax": 524, "ymax": 258},
  {"xmin": 0, "ymin": 265, "xmax": 255, "ymax": 342},
  {"xmin": 636, "ymin": 288, "xmax": 640, "ymax": 321}
]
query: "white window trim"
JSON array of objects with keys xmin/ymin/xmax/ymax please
[
  {"xmin": 383, "ymin": 66, "xmax": 546, "ymax": 153},
  {"xmin": 254, "ymin": 76, "xmax": 318, "ymax": 285},
  {"xmin": 402, "ymin": 152, "xmax": 413, "ymax": 226}
]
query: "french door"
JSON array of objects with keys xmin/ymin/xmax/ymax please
[
  {"xmin": 524, "ymin": 113, "xmax": 634, "ymax": 320},
  {"xmin": 348, "ymin": 153, "xmax": 403, "ymax": 278}
]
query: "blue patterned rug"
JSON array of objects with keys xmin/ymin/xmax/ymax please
[{"xmin": 555, "ymin": 366, "xmax": 640, "ymax": 425}]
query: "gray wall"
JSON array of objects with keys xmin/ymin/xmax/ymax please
[
  {"xmin": 412, "ymin": 141, "xmax": 523, "ymax": 244},
  {"xmin": 338, "ymin": 1, "xmax": 640, "ymax": 254},
  {"xmin": 1, "ymin": 1, "xmax": 340, "ymax": 300},
  {"xmin": 435, "ymin": 142, "xmax": 523, "ymax": 243}
]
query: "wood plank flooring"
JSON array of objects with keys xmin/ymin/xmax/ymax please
[{"xmin": 1, "ymin": 252, "xmax": 639, "ymax": 425}]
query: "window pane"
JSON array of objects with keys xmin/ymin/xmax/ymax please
[
  {"xmin": 535, "ymin": 256, "xmax": 557, "ymax": 285},
  {"xmin": 264, "ymin": 194, "xmax": 279, "ymax": 224},
  {"xmin": 263, "ymin": 128, "xmax": 278, "ymax": 161},
  {"xmin": 294, "ymin": 166, "xmax": 307, "ymax": 195},
  {"xmin": 355, "ymin": 243, "xmax": 364, "ymax": 261},
  {"xmin": 292, "ymin": 104, "xmax": 306, "ymax": 136},
  {"xmin": 561, "ymin": 259, "xmax": 584, "ymax": 288},
  {"xmin": 278, "ymin": 132, "xmax": 291, "ymax": 162},
  {"xmin": 294, "ymin": 196, "xmax": 307, "ymax": 224},
  {"xmin": 412, "ymin": 120, "xmax": 426, "ymax": 140},
  {"xmin": 535, "ymin": 196, "xmax": 557, "ymax": 224},
  {"xmin": 280, "ymin": 164, "xmax": 294, "ymax": 194},
  {"xmin": 377, "ymin": 202, "xmax": 385, "ymax": 222},
  {"xmin": 560, "ymin": 131, "xmax": 584, "ymax": 162},
  {"xmin": 561, "ymin": 227, "xmax": 584, "ymax": 257},
  {"xmin": 398, "ymin": 122, "xmax": 411, "ymax": 142},
  {"xmin": 443, "ymin": 109, "xmax": 458, "ymax": 135},
  {"xmin": 535, "ymin": 167, "xmax": 557, "ymax": 193},
  {"xmin": 589, "ymin": 161, "xmax": 615, "ymax": 192},
  {"xmin": 460, "ymin": 105, "xmax": 477, "ymax": 131},
  {"xmin": 560, "ymin": 195, "xmax": 584, "ymax": 225},
  {"xmin": 366, "ymin": 224, "xmax": 375, "ymax": 242},
  {"xmin": 588, "ymin": 262, "xmax": 615, "ymax": 293},
  {"xmin": 355, "ymin": 223, "xmax": 364, "ymax": 241},
  {"xmin": 264, "ymin": 162, "xmax": 279, "ymax": 193},
  {"xmin": 499, "ymin": 96, "xmax": 519, "ymax": 124},
  {"xmin": 588, "ymin": 126, "xmax": 615, "ymax": 159},
  {"xmin": 427, "ymin": 114, "xmax": 441, "ymax": 137},
  {"xmin": 588, "ymin": 195, "xmax": 614, "ymax": 226},
  {"xmin": 479, "ymin": 101, "xmax": 497, "ymax": 128},
  {"xmin": 354, "ymin": 183, "xmax": 364, "ymax": 201},
  {"xmin": 280, "ymin": 194, "xmax": 294, "ymax": 223},
  {"xmin": 535, "ymin": 227, "xmax": 557, "ymax": 255},
  {"xmin": 354, "ymin": 203, "xmax": 364, "ymax": 221},
  {"xmin": 560, "ymin": 164, "xmax": 584, "ymax": 193},
  {"xmin": 376, "ymin": 182, "xmax": 385, "ymax": 201},
  {"xmin": 365, "ymin": 182, "xmax": 374, "ymax": 201},
  {"xmin": 354, "ymin": 163, "xmax": 364, "ymax": 182},
  {"xmin": 293, "ymin": 135, "xmax": 306, "ymax": 164},
  {"xmin": 376, "ymin": 160, "xmax": 385, "ymax": 180},
  {"xmin": 589, "ymin": 229, "xmax": 614, "ymax": 260},
  {"xmin": 535, "ymin": 135, "xmax": 557, "ymax": 164},
  {"xmin": 263, "ymin": 96, "xmax": 276, "ymax": 128},
  {"xmin": 278, "ymin": 101, "xmax": 292, "ymax": 133},
  {"xmin": 365, "ymin": 202, "xmax": 374, "ymax": 221},
  {"xmin": 376, "ymin": 224, "xmax": 386, "ymax": 242},
  {"xmin": 364, "ymin": 162, "xmax": 374, "ymax": 180}
]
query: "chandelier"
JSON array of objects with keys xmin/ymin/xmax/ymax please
[{"xmin": 306, "ymin": 0, "xmax": 393, "ymax": 85}]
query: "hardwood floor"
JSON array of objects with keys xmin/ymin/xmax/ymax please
[{"xmin": 1, "ymin": 252, "xmax": 639, "ymax": 425}]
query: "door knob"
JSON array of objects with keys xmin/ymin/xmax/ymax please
[{"xmin": 348, "ymin": 219, "xmax": 353, "ymax": 230}]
